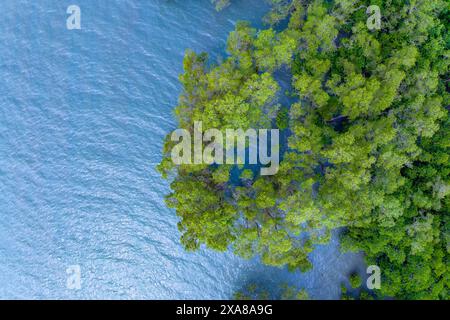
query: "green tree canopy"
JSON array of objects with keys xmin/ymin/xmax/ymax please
[{"xmin": 160, "ymin": 0, "xmax": 449, "ymax": 299}]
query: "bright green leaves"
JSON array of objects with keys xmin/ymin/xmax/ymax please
[
  {"xmin": 294, "ymin": 73, "xmax": 330, "ymax": 108},
  {"xmin": 253, "ymin": 28, "xmax": 298, "ymax": 71},
  {"xmin": 159, "ymin": 0, "xmax": 450, "ymax": 299},
  {"xmin": 335, "ymin": 74, "xmax": 381, "ymax": 119},
  {"xmin": 241, "ymin": 73, "xmax": 280, "ymax": 112},
  {"xmin": 407, "ymin": 215, "xmax": 439, "ymax": 256},
  {"xmin": 301, "ymin": 1, "xmax": 339, "ymax": 54},
  {"xmin": 254, "ymin": 29, "xmax": 278, "ymax": 71},
  {"xmin": 169, "ymin": 175, "xmax": 237, "ymax": 252},
  {"xmin": 349, "ymin": 272, "xmax": 362, "ymax": 289}
]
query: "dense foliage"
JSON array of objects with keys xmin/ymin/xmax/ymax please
[{"xmin": 160, "ymin": 0, "xmax": 449, "ymax": 299}]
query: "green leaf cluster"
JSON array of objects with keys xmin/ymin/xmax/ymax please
[{"xmin": 160, "ymin": 0, "xmax": 450, "ymax": 299}]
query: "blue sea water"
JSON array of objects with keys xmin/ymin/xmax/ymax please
[{"xmin": 0, "ymin": 0, "xmax": 365, "ymax": 299}]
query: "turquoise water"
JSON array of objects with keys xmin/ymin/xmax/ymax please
[{"xmin": 0, "ymin": 0, "xmax": 365, "ymax": 299}]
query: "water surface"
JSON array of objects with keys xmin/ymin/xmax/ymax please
[{"xmin": 0, "ymin": 0, "xmax": 365, "ymax": 299}]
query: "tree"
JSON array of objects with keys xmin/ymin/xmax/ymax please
[
  {"xmin": 160, "ymin": 0, "xmax": 449, "ymax": 299},
  {"xmin": 349, "ymin": 272, "xmax": 362, "ymax": 289}
]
